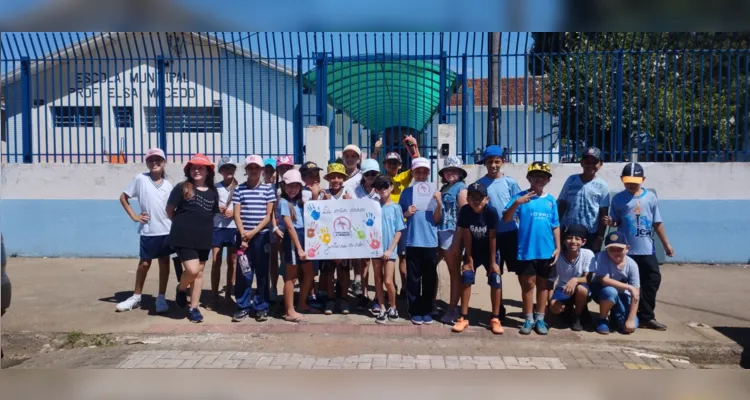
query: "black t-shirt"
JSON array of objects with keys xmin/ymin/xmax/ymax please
[
  {"xmin": 168, "ymin": 182, "xmax": 220, "ymax": 250},
  {"xmin": 457, "ymin": 204, "xmax": 498, "ymax": 261}
]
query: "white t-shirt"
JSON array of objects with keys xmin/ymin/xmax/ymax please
[
  {"xmin": 123, "ymin": 173, "xmax": 174, "ymax": 236},
  {"xmin": 213, "ymin": 181, "xmax": 237, "ymax": 229},
  {"xmin": 354, "ymin": 183, "xmax": 380, "ymax": 202},
  {"xmin": 554, "ymin": 248, "xmax": 596, "ymax": 290},
  {"xmin": 343, "ymin": 170, "xmax": 362, "ymax": 190},
  {"xmin": 323, "ymin": 186, "xmax": 356, "ymax": 200}
]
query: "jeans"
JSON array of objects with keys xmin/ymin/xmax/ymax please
[
  {"xmin": 235, "ymin": 231, "xmax": 271, "ymax": 311},
  {"xmin": 630, "ymin": 254, "xmax": 660, "ymax": 322},
  {"xmin": 406, "ymin": 247, "xmax": 438, "ymax": 317},
  {"xmin": 591, "ymin": 280, "xmax": 639, "ymax": 331}
]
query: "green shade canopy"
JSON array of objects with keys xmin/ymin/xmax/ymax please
[{"xmin": 303, "ymin": 59, "xmax": 458, "ymax": 133}]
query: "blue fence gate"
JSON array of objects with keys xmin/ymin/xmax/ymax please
[{"xmin": 2, "ymin": 32, "xmax": 748, "ymax": 164}]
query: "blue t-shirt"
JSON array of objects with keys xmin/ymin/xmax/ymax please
[
  {"xmin": 595, "ymin": 252, "xmax": 640, "ymax": 291},
  {"xmin": 399, "ymin": 186, "xmax": 439, "ymax": 248},
  {"xmin": 278, "ymin": 198, "xmax": 304, "ymax": 230},
  {"xmin": 609, "ymin": 189, "xmax": 663, "ymax": 256},
  {"xmin": 439, "ymin": 181, "xmax": 466, "ymax": 232},
  {"xmin": 558, "ymin": 174, "xmax": 610, "ymax": 234},
  {"xmin": 505, "ymin": 191, "xmax": 560, "ymax": 260},
  {"xmin": 380, "ymin": 202, "xmax": 406, "ymax": 260},
  {"xmin": 476, "ymin": 175, "xmax": 521, "ymax": 233}
]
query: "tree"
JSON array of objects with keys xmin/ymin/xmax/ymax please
[{"xmin": 528, "ymin": 32, "xmax": 750, "ymax": 162}]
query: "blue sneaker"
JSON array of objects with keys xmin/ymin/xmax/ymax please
[
  {"xmin": 596, "ymin": 319, "xmax": 611, "ymax": 335},
  {"xmin": 188, "ymin": 307, "xmax": 203, "ymax": 323},
  {"xmin": 422, "ymin": 315, "xmax": 434, "ymax": 325},
  {"xmin": 175, "ymin": 285, "xmax": 188, "ymax": 309},
  {"xmin": 534, "ymin": 319, "xmax": 549, "ymax": 335},
  {"xmin": 411, "ymin": 315, "xmax": 423, "ymax": 325},
  {"xmin": 519, "ymin": 319, "xmax": 534, "ymax": 335},
  {"xmin": 370, "ymin": 302, "xmax": 382, "ymax": 317}
]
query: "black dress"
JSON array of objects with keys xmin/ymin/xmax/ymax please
[{"xmin": 167, "ymin": 182, "xmax": 220, "ymax": 250}]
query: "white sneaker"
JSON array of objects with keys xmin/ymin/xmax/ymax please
[
  {"xmin": 116, "ymin": 295, "xmax": 141, "ymax": 312},
  {"xmin": 155, "ymin": 296, "xmax": 169, "ymax": 314}
]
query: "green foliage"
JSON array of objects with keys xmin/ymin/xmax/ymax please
[{"xmin": 528, "ymin": 33, "xmax": 750, "ymax": 161}]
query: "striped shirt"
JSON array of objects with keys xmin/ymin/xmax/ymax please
[{"xmin": 233, "ymin": 182, "xmax": 276, "ymax": 232}]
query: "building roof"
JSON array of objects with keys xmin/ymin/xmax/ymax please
[
  {"xmin": 449, "ymin": 77, "xmax": 550, "ymax": 107},
  {"xmin": 0, "ymin": 32, "xmax": 295, "ymax": 87}
]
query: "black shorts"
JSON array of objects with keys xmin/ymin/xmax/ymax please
[
  {"xmin": 514, "ymin": 258, "xmax": 556, "ymax": 279},
  {"xmin": 174, "ymin": 247, "xmax": 210, "ymax": 262},
  {"xmin": 320, "ymin": 260, "xmax": 351, "ymax": 272},
  {"xmin": 496, "ymin": 230, "xmax": 518, "ymax": 272},
  {"xmin": 471, "ymin": 249, "xmax": 502, "ymax": 274},
  {"xmin": 282, "ymin": 228, "xmax": 305, "ymax": 265}
]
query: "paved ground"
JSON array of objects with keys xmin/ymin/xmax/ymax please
[{"xmin": 1, "ymin": 258, "xmax": 748, "ymax": 369}]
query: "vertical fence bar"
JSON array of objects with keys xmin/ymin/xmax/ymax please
[
  {"xmin": 461, "ymin": 54, "xmax": 468, "ymax": 158},
  {"xmin": 156, "ymin": 55, "xmax": 167, "ymax": 151},
  {"xmin": 439, "ymin": 51, "xmax": 447, "ymax": 123},
  {"xmin": 295, "ymin": 55, "xmax": 304, "ymax": 163},
  {"xmin": 615, "ymin": 51, "xmax": 624, "ymax": 161},
  {"xmin": 20, "ymin": 56, "xmax": 33, "ymax": 163}
]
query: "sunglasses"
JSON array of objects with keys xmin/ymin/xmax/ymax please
[{"xmin": 364, "ymin": 172, "xmax": 379, "ymax": 178}]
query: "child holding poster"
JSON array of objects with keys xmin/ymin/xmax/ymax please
[
  {"xmin": 399, "ymin": 157, "xmax": 442, "ymax": 325},
  {"xmin": 320, "ymin": 163, "xmax": 355, "ymax": 315},
  {"xmin": 371, "ymin": 175, "xmax": 405, "ymax": 323}
]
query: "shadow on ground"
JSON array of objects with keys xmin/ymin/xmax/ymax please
[{"xmin": 713, "ymin": 327, "xmax": 750, "ymax": 369}]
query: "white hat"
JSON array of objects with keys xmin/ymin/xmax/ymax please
[
  {"xmin": 343, "ymin": 144, "xmax": 362, "ymax": 157},
  {"xmin": 411, "ymin": 157, "xmax": 431, "ymax": 171}
]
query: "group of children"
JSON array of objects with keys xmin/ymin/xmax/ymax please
[{"xmin": 115, "ymin": 140, "xmax": 674, "ymax": 335}]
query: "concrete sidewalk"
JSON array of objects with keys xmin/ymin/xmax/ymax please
[{"xmin": 1, "ymin": 258, "xmax": 748, "ymax": 366}]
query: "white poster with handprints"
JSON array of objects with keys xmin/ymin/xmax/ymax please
[{"xmin": 303, "ymin": 199, "xmax": 383, "ymax": 260}]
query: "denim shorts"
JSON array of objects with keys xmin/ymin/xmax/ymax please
[
  {"xmin": 139, "ymin": 235, "xmax": 172, "ymax": 260},
  {"xmin": 550, "ymin": 284, "xmax": 590, "ymax": 303}
]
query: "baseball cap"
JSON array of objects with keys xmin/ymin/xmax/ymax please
[
  {"xmin": 263, "ymin": 157, "xmax": 277, "ymax": 169},
  {"xmin": 299, "ymin": 161, "xmax": 323, "ymax": 174},
  {"xmin": 384, "ymin": 152, "xmax": 402, "ymax": 163},
  {"xmin": 361, "ymin": 159, "xmax": 380, "ymax": 174},
  {"xmin": 244, "ymin": 155, "xmax": 264, "ymax": 168},
  {"xmin": 183, "ymin": 153, "xmax": 214, "ymax": 175},
  {"xmin": 145, "ymin": 148, "xmax": 166, "ymax": 161},
  {"xmin": 527, "ymin": 161, "xmax": 552, "ymax": 177},
  {"xmin": 621, "ymin": 162, "xmax": 645, "ymax": 184},
  {"xmin": 604, "ymin": 232, "xmax": 628, "ymax": 249},
  {"xmin": 411, "ymin": 157, "xmax": 431, "ymax": 171},
  {"xmin": 217, "ymin": 156, "xmax": 237, "ymax": 171},
  {"xmin": 277, "ymin": 155, "xmax": 294, "ymax": 167},
  {"xmin": 343, "ymin": 144, "xmax": 362, "ymax": 157},
  {"xmin": 372, "ymin": 175, "xmax": 393, "ymax": 190},
  {"xmin": 477, "ymin": 145, "xmax": 504, "ymax": 164},
  {"xmin": 581, "ymin": 147, "xmax": 603, "ymax": 162},
  {"xmin": 466, "ymin": 182, "xmax": 488, "ymax": 197},
  {"xmin": 282, "ymin": 169, "xmax": 305, "ymax": 186},
  {"xmin": 563, "ymin": 224, "xmax": 588, "ymax": 239}
]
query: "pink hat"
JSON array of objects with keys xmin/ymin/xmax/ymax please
[
  {"xmin": 244, "ymin": 155, "xmax": 264, "ymax": 168},
  {"xmin": 411, "ymin": 157, "xmax": 431, "ymax": 171},
  {"xmin": 145, "ymin": 148, "xmax": 166, "ymax": 161},
  {"xmin": 282, "ymin": 169, "xmax": 305, "ymax": 186},
  {"xmin": 276, "ymin": 155, "xmax": 294, "ymax": 167}
]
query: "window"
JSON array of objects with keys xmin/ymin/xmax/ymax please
[
  {"xmin": 51, "ymin": 106, "xmax": 102, "ymax": 128},
  {"xmin": 144, "ymin": 106, "xmax": 222, "ymax": 133},
  {"xmin": 113, "ymin": 106, "xmax": 134, "ymax": 128}
]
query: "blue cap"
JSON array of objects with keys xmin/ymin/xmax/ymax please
[
  {"xmin": 477, "ymin": 145, "xmax": 504, "ymax": 164},
  {"xmin": 604, "ymin": 232, "xmax": 628, "ymax": 249},
  {"xmin": 263, "ymin": 157, "xmax": 277, "ymax": 169}
]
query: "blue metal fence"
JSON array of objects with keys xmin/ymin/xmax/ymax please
[{"xmin": 1, "ymin": 32, "xmax": 748, "ymax": 164}]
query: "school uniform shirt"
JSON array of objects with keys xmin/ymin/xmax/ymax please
[
  {"xmin": 609, "ymin": 189, "xmax": 662, "ymax": 256},
  {"xmin": 167, "ymin": 183, "xmax": 220, "ymax": 250},
  {"xmin": 505, "ymin": 191, "xmax": 560, "ymax": 261},
  {"xmin": 124, "ymin": 173, "xmax": 174, "ymax": 236},
  {"xmin": 343, "ymin": 169, "xmax": 362, "ymax": 190},
  {"xmin": 354, "ymin": 183, "xmax": 381, "ymax": 202},
  {"xmin": 278, "ymin": 198, "xmax": 304, "ymax": 230},
  {"xmin": 232, "ymin": 182, "xmax": 276, "ymax": 233},
  {"xmin": 390, "ymin": 170, "xmax": 413, "ymax": 204},
  {"xmin": 558, "ymin": 175, "xmax": 610, "ymax": 234},
  {"xmin": 399, "ymin": 186, "xmax": 439, "ymax": 248},
  {"xmin": 439, "ymin": 181, "xmax": 466, "ymax": 232},
  {"xmin": 322, "ymin": 186, "xmax": 356, "ymax": 200},
  {"xmin": 475, "ymin": 175, "xmax": 521, "ymax": 233},
  {"xmin": 554, "ymin": 248, "xmax": 596, "ymax": 290},
  {"xmin": 595, "ymin": 252, "xmax": 640, "ymax": 291},
  {"xmin": 457, "ymin": 204, "xmax": 499, "ymax": 261},
  {"xmin": 380, "ymin": 203, "xmax": 406, "ymax": 260},
  {"xmin": 213, "ymin": 181, "xmax": 236, "ymax": 229}
]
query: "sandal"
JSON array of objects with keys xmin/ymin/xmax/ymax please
[{"xmin": 284, "ymin": 314, "xmax": 307, "ymax": 323}]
